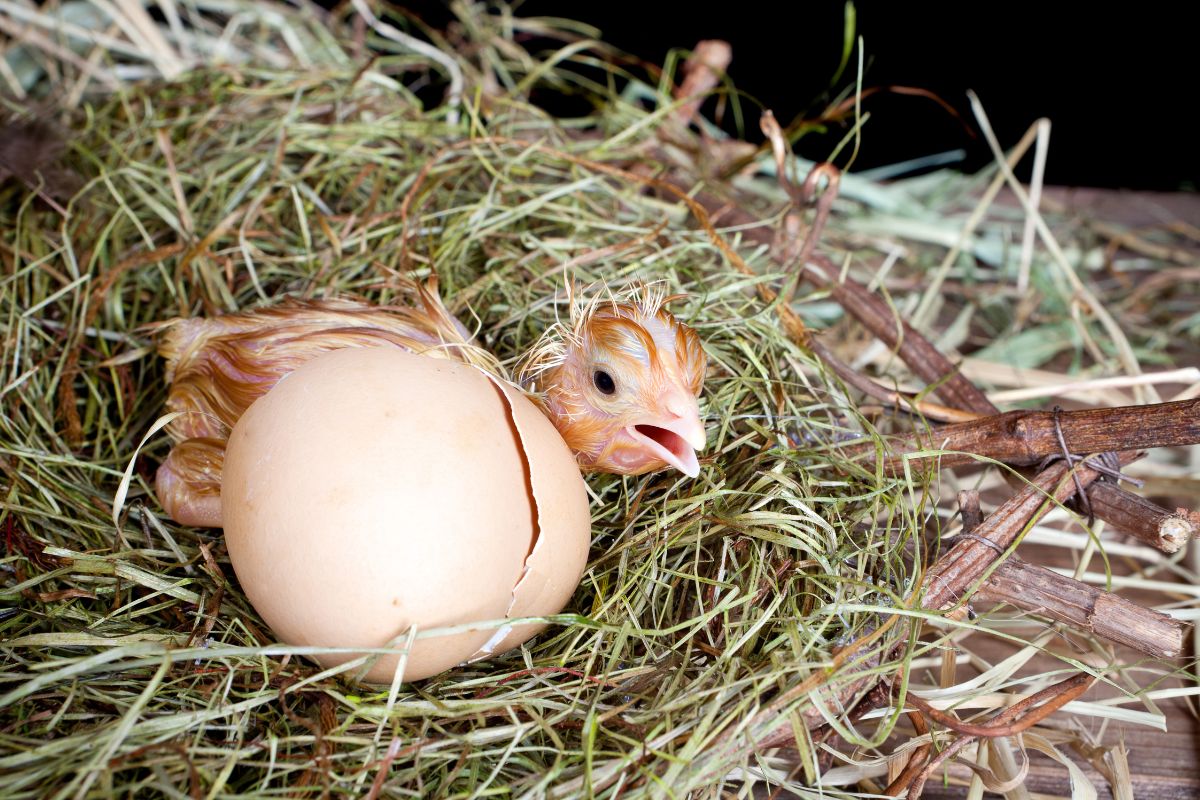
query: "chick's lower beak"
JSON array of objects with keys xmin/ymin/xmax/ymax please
[{"xmin": 625, "ymin": 390, "xmax": 706, "ymax": 478}]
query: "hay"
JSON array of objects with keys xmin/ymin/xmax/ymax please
[{"xmin": 1, "ymin": 2, "xmax": 1197, "ymax": 798}]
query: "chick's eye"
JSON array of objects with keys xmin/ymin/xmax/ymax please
[{"xmin": 593, "ymin": 369, "xmax": 616, "ymax": 395}]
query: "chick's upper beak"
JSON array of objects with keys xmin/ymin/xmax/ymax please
[{"xmin": 626, "ymin": 388, "xmax": 706, "ymax": 478}]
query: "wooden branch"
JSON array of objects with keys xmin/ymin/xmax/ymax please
[
  {"xmin": 808, "ymin": 337, "xmax": 981, "ymax": 424},
  {"xmin": 1086, "ymin": 482, "xmax": 1196, "ymax": 553},
  {"xmin": 952, "ymin": 490, "xmax": 1185, "ymax": 658},
  {"xmin": 675, "ymin": 177, "xmax": 1179, "ymax": 548},
  {"xmin": 802, "ymin": 255, "xmax": 1189, "ymax": 560},
  {"xmin": 977, "ymin": 556, "xmax": 1186, "ymax": 658},
  {"xmin": 841, "ymin": 392, "xmax": 1199, "ymax": 552},
  {"xmin": 858, "ymin": 399, "xmax": 1200, "ymax": 472},
  {"xmin": 905, "ymin": 673, "xmax": 1095, "ymax": 740},
  {"xmin": 922, "ymin": 453, "xmax": 1140, "ymax": 611},
  {"xmin": 904, "ymin": 673, "xmax": 1096, "ymax": 800},
  {"xmin": 800, "ymin": 258, "xmax": 1191, "ymax": 555},
  {"xmin": 853, "ymin": 404, "xmax": 1200, "ymax": 551},
  {"xmin": 805, "ymin": 253, "xmax": 999, "ymax": 415},
  {"xmin": 957, "ymin": 490, "xmax": 983, "ymax": 533},
  {"xmin": 671, "ymin": 40, "xmax": 732, "ymax": 128}
]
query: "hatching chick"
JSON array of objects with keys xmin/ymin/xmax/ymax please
[
  {"xmin": 517, "ymin": 289, "xmax": 707, "ymax": 478},
  {"xmin": 155, "ymin": 279, "xmax": 706, "ymax": 528}
]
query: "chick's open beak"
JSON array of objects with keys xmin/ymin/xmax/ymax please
[{"xmin": 625, "ymin": 390, "xmax": 706, "ymax": 478}]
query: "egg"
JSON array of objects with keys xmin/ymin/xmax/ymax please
[{"xmin": 220, "ymin": 346, "xmax": 591, "ymax": 683}]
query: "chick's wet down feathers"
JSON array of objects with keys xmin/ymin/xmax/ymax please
[{"xmin": 157, "ymin": 279, "xmax": 707, "ymax": 527}]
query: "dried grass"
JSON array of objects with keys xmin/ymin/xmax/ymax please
[{"xmin": 1, "ymin": 2, "xmax": 1197, "ymax": 798}]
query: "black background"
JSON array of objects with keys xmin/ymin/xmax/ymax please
[{"xmin": 395, "ymin": 2, "xmax": 1198, "ymax": 191}]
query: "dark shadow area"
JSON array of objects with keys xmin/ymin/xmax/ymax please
[{"xmin": 391, "ymin": 1, "xmax": 1198, "ymax": 190}]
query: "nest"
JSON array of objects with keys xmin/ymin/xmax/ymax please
[{"xmin": 2, "ymin": 2, "xmax": 1197, "ymax": 797}]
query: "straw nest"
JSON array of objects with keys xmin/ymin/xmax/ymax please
[{"xmin": 2, "ymin": 2, "xmax": 1197, "ymax": 798}]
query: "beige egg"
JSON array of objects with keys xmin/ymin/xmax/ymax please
[{"xmin": 220, "ymin": 346, "xmax": 590, "ymax": 683}]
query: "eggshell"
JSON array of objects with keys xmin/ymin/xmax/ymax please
[
  {"xmin": 220, "ymin": 346, "xmax": 590, "ymax": 683},
  {"xmin": 477, "ymin": 380, "xmax": 594, "ymax": 657}
]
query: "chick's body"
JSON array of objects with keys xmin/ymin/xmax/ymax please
[{"xmin": 157, "ymin": 280, "xmax": 706, "ymax": 527}]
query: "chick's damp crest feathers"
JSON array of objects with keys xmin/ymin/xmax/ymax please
[
  {"xmin": 517, "ymin": 281, "xmax": 700, "ymax": 392},
  {"xmin": 517, "ymin": 282, "xmax": 707, "ymax": 478}
]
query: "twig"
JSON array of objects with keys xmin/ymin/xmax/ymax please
[
  {"xmin": 808, "ymin": 337, "xmax": 979, "ymax": 424},
  {"xmin": 802, "ymin": 323, "xmax": 1198, "ymax": 519},
  {"xmin": 672, "ymin": 40, "xmax": 731, "ymax": 127},
  {"xmin": 853, "ymin": 397, "xmax": 1198, "ymax": 551},
  {"xmin": 803, "ymin": 251, "xmax": 995, "ymax": 415},
  {"xmin": 759, "ymin": 111, "xmax": 841, "ymax": 281},
  {"xmin": 1084, "ymin": 483, "xmax": 1196, "ymax": 553},
  {"xmin": 801, "ymin": 250, "xmax": 1185, "ymax": 551},
  {"xmin": 799, "ymin": 243, "xmax": 1187, "ymax": 550},
  {"xmin": 922, "ymin": 452, "xmax": 1141, "ymax": 612},
  {"xmin": 791, "ymin": 163, "xmax": 841, "ymax": 276},
  {"xmin": 856, "ymin": 398, "xmax": 1200, "ymax": 473},
  {"xmin": 904, "ymin": 673, "xmax": 1094, "ymax": 740},
  {"xmin": 976, "ymin": 555, "xmax": 1186, "ymax": 658},
  {"xmin": 905, "ymin": 673, "xmax": 1095, "ymax": 799},
  {"xmin": 956, "ymin": 490, "xmax": 1184, "ymax": 656},
  {"xmin": 807, "ymin": 250, "xmax": 1178, "ymax": 548},
  {"xmin": 882, "ymin": 711, "xmax": 932, "ymax": 797}
]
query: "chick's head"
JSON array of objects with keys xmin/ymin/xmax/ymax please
[{"xmin": 519, "ymin": 286, "xmax": 707, "ymax": 477}]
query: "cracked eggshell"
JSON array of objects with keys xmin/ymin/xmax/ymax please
[
  {"xmin": 220, "ymin": 346, "xmax": 590, "ymax": 683},
  {"xmin": 475, "ymin": 379, "xmax": 593, "ymax": 657}
]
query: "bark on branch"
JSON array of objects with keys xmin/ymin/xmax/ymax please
[
  {"xmin": 922, "ymin": 453, "xmax": 1140, "ymax": 611},
  {"xmin": 673, "ymin": 173, "xmax": 1185, "ymax": 548},
  {"xmin": 977, "ymin": 555, "xmax": 1185, "ymax": 658},
  {"xmin": 1086, "ymin": 482, "xmax": 1196, "ymax": 553},
  {"xmin": 860, "ymin": 399, "xmax": 1200, "ymax": 473}
]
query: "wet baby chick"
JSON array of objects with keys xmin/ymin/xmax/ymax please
[
  {"xmin": 518, "ymin": 288, "xmax": 707, "ymax": 478},
  {"xmin": 156, "ymin": 279, "xmax": 707, "ymax": 528}
]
